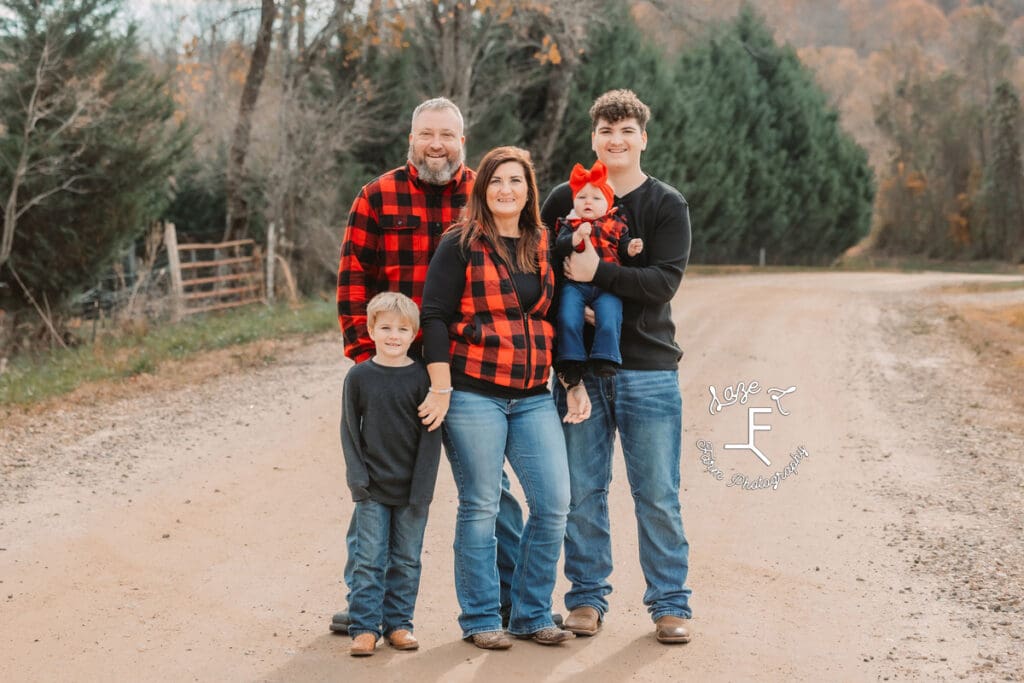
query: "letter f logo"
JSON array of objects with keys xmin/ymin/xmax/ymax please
[{"xmin": 724, "ymin": 407, "xmax": 772, "ymax": 466}]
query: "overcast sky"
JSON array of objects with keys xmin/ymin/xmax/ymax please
[{"xmin": 125, "ymin": 0, "xmax": 339, "ymax": 53}]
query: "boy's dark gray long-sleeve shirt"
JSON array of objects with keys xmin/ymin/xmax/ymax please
[{"xmin": 340, "ymin": 360, "xmax": 441, "ymax": 506}]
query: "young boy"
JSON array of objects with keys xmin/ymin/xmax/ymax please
[
  {"xmin": 553, "ymin": 160, "xmax": 643, "ymax": 386},
  {"xmin": 340, "ymin": 291, "xmax": 442, "ymax": 656}
]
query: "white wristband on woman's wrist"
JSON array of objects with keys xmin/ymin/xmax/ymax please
[{"xmin": 428, "ymin": 386, "xmax": 453, "ymax": 394}]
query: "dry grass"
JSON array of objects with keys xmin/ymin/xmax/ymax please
[
  {"xmin": 948, "ymin": 301, "xmax": 1024, "ymax": 412},
  {"xmin": 934, "ymin": 280, "xmax": 1024, "ymax": 295}
]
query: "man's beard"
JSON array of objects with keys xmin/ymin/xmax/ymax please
[{"xmin": 408, "ymin": 142, "xmax": 465, "ymax": 185}]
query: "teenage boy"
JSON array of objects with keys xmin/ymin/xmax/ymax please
[
  {"xmin": 541, "ymin": 89, "xmax": 694, "ymax": 645},
  {"xmin": 342, "ymin": 292, "xmax": 441, "ymax": 656}
]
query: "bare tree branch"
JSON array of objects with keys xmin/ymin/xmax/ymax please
[
  {"xmin": 5, "ymin": 264, "xmax": 68, "ymax": 350},
  {"xmin": 2, "ymin": 32, "xmax": 95, "ymax": 269},
  {"xmin": 14, "ymin": 175, "xmax": 90, "ymax": 221},
  {"xmin": 288, "ymin": 2, "xmax": 345, "ymax": 87},
  {"xmin": 224, "ymin": 0, "xmax": 278, "ymax": 241}
]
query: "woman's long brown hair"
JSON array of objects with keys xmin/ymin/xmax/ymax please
[{"xmin": 451, "ymin": 146, "xmax": 543, "ymax": 273}]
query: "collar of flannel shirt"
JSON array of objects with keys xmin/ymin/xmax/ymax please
[{"xmin": 407, "ymin": 161, "xmax": 468, "ymax": 193}]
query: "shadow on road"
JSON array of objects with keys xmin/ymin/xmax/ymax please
[{"xmin": 258, "ymin": 629, "xmax": 681, "ymax": 682}]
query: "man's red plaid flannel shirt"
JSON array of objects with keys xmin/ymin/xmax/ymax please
[{"xmin": 336, "ymin": 162, "xmax": 474, "ymax": 362}]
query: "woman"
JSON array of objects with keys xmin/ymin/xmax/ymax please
[{"xmin": 419, "ymin": 146, "xmax": 591, "ymax": 649}]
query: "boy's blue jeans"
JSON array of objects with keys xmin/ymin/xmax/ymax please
[
  {"xmin": 347, "ymin": 499, "xmax": 429, "ymax": 638},
  {"xmin": 343, "ymin": 474, "xmax": 523, "ymax": 616},
  {"xmin": 556, "ymin": 282, "xmax": 623, "ymax": 365}
]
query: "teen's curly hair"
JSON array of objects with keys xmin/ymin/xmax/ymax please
[{"xmin": 589, "ymin": 89, "xmax": 651, "ymax": 132}]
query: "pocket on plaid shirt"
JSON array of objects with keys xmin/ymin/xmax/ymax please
[{"xmin": 380, "ymin": 214, "xmax": 430, "ymax": 266}]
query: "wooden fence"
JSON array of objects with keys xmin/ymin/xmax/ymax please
[{"xmin": 164, "ymin": 223, "xmax": 265, "ymax": 319}]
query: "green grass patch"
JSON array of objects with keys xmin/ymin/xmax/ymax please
[
  {"xmin": 688, "ymin": 259, "xmax": 1024, "ymax": 276},
  {"xmin": 935, "ymin": 280, "xmax": 1024, "ymax": 294},
  {"xmin": 832, "ymin": 254, "xmax": 1024, "ymax": 275},
  {"xmin": 0, "ymin": 299, "xmax": 335, "ymax": 407}
]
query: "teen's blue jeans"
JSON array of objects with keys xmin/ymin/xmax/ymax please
[
  {"xmin": 553, "ymin": 370, "xmax": 692, "ymax": 621},
  {"xmin": 442, "ymin": 390, "xmax": 570, "ymax": 638},
  {"xmin": 347, "ymin": 499, "xmax": 429, "ymax": 638},
  {"xmin": 556, "ymin": 282, "xmax": 623, "ymax": 365}
]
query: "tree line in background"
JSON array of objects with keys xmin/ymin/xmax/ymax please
[
  {"xmin": 0, "ymin": 0, "xmax": 188, "ymax": 339},
  {"xmin": 872, "ymin": 9, "xmax": 1024, "ymax": 260},
  {"xmin": 1, "ymin": 0, "xmax": 1022, "ymax": 344}
]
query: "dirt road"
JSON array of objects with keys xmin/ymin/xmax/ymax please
[{"xmin": 2, "ymin": 271, "xmax": 1022, "ymax": 682}]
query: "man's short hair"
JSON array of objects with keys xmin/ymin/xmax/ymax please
[
  {"xmin": 366, "ymin": 292, "xmax": 420, "ymax": 333},
  {"xmin": 589, "ymin": 89, "xmax": 651, "ymax": 131},
  {"xmin": 411, "ymin": 97, "xmax": 464, "ymax": 135}
]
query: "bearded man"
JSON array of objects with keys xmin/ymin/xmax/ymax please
[{"xmin": 337, "ymin": 97, "xmax": 469, "ymax": 363}]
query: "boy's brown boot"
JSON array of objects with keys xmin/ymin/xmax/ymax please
[
  {"xmin": 350, "ymin": 633, "xmax": 377, "ymax": 656},
  {"xmin": 387, "ymin": 629, "xmax": 419, "ymax": 651}
]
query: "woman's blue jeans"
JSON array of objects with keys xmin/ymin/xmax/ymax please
[
  {"xmin": 442, "ymin": 390, "xmax": 570, "ymax": 637},
  {"xmin": 347, "ymin": 499, "xmax": 429, "ymax": 638},
  {"xmin": 553, "ymin": 369, "xmax": 692, "ymax": 621}
]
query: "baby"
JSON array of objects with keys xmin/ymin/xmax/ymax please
[{"xmin": 553, "ymin": 160, "xmax": 642, "ymax": 386}]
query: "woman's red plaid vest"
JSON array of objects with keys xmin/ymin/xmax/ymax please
[{"xmin": 448, "ymin": 228, "xmax": 555, "ymax": 390}]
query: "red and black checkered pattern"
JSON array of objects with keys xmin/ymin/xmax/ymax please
[
  {"xmin": 337, "ymin": 163, "xmax": 474, "ymax": 362},
  {"xmin": 449, "ymin": 230, "xmax": 555, "ymax": 390},
  {"xmin": 558, "ymin": 210, "xmax": 631, "ymax": 264}
]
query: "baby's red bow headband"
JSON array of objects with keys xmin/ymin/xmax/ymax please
[{"xmin": 568, "ymin": 160, "xmax": 614, "ymax": 208}]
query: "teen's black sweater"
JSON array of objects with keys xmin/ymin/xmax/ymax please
[{"xmin": 541, "ymin": 175, "xmax": 691, "ymax": 370}]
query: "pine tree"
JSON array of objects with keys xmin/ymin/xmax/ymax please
[
  {"xmin": 0, "ymin": 0, "xmax": 188, "ymax": 313},
  {"xmin": 663, "ymin": 19, "xmax": 784, "ymax": 263},
  {"xmin": 742, "ymin": 6, "xmax": 874, "ymax": 264},
  {"xmin": 660, "ymin": 4, "xmax": 874, "ymax": 264},
  {"xmin": 978, "ymin": 81, "xmax": 1024, "ymax": 261}
]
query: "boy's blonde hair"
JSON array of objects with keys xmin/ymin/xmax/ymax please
[{"xmin": 366, "ymin": 292, "xmax": 420, "ymax": 332}]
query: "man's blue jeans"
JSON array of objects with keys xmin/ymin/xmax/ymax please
[
  {"xmin": 443, "ymin": 390, "xmax": 570, "ymax": 638},
  {"xmin": 494, "ymin": 471, "xmax": 524, "ymax": 613},
  {"xmin": 347, "ymin": 499, "xmax": 429, "ymax": 638},
  {"xmin": 553, "ymin": 369, "xmax": 692, "ymax": 621},
  {"xmin": 556, "ymin": 282, "xmax": 623, "ymax": 365},
  {"xmin": 343, "ymin": 473, "xmax": 523, "ymax": 615}
]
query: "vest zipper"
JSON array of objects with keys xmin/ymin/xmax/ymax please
[{"xmin": 495, "ymin": 245, "xmax": 531, "ymax": 391}]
